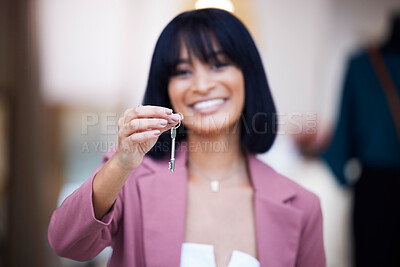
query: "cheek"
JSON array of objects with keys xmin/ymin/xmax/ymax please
[
  {"xmin": 167, "ymin": 83, "xmax": 174, "ymax": 105},
  {"xmin": 168, "ymin": 81, "xmax": 185, "ymax": 111},
  {"xmin": 232, "ymin": 74, "xmax": 245, "ymax": 111},
  {"xmin": 234, "ymin": 89, "xmax": 245, "ymax": 119}
]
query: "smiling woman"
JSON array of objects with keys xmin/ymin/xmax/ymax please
[{"xmin": 48, "ymin": 8, "xmax": 326, "ymax": 267}]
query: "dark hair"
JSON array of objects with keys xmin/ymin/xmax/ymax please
[{"xmin": 143, "ymin": 8, "xmax": 277, "ymax": 159}]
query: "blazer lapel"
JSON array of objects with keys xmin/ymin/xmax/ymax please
[
  {"xmin": 247, "ymin": 153, "xmax": 303, "ymax": 267},
  {"xmin": 138, "ymin": 146, "xmax": 188, "ymax": 267}
]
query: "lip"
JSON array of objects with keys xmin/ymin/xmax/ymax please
[{"xmin": 189, "ymin": 97, "xmax": 228, "ymax": 115}]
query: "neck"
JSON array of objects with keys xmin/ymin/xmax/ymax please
[{"xmin": 186, "ymin": 130, "xmax": 246, "ymax": 176}]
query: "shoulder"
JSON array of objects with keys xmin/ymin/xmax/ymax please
[
  {"xmin": 350, "ymin": 49, "xmax": 368, "ymax": 63},
  {"xmin": 345, "ymin": 49, "xmax": 373, "ymax": 76},
  {"xmin": 249, "ymin": 155, "xmax": 321, "ymax": 212}
]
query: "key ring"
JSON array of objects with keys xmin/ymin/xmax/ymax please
[{"xmin": 168, "ymin": 112, "xmax": 183, "ymax": 129}]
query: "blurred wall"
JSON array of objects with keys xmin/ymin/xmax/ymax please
[
  {"xmin": 0, "ymin": 1, "xmax": 62, "ymax": 266},
  {"xmin": 0, "ymin": 1, "xmax": 9, "ymax": 264},
  {"xmin": 37, "ymin": 0, "xmax": 187, "ymax": 110},
  {"xmin": 254, "ymin": 0, "xmax": 400, "ymax": 128}
]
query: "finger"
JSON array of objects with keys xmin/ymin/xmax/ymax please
[
  {"xmin": 129, "ymin": 129, "xmax": 161, "ymax": 143},
  {"xmin": 120, "ymin": 118, "xmax": 168, "ymax": 137},
  {"xmin": 167, "ymin": 113, "xmax": 182, "ymax": 126},
  {"xmin": 118, "ymin": 117, "xmax": 124, "ymax": 130},
  {"xmin": 123, "ymin": 106, "xmax": 173, "ymax": 124},
  {"xmin": 124, "ymin": 112, "xmax": 182, "ymax": 129},
  {"xmin": 163, "ymin": 112, "xmax": 184, "ymax": 132}
]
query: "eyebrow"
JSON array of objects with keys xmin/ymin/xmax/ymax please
[{"xmin": 176, "ymin": 50, "xmax": 225, "ymax": 64}]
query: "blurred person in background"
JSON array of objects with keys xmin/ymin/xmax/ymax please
[
  {"xmin": 297, "ymin": 11, "xmax": 400, "ymax": 267},
  {"xmin": 48, "ymin": 9, "xmax": 325, "ymax": 267}
]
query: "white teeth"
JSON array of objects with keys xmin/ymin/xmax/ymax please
[{"xmin": 193, "ymin": 99, "xmax": 224, "ymax": 110}]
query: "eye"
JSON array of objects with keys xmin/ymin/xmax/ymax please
[
  {"xmin": 172, "ymin": 65, "xmax": 192, "ymax": 77},
  {"xmin": 174, "ymin": 69, "xmax": 191, "ymax": 76},
  {"xmin": 210, "ymin": 61, "xmax": 229, "ymax": 71}
]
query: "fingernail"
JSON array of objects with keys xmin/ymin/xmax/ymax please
[
  {"xmin": 160, "ymin": 119, "xmax": 168, "ymax": 126},
  {"xmin": 165, "ymin": 109, "xmax": 173, "ymax": 115},
  {"xmin": 171, "ymin": 114, "xmax": 180, "ymax": 122},
  {"xmin": 153, "ymin": 130, "xmax": 161, "ymax": 135}
]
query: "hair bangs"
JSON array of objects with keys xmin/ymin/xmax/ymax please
[{"xmin": 167, "ymin": 23, "xmax": 227, "ymax": 74}]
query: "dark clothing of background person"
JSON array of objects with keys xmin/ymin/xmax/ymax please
[{"xmin": 322, "ymin": 23, "xmax": 400, "ymax": 266}]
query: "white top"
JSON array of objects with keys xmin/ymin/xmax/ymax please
[{"xmin": 180, "ymin": 243, "xmax": 260, "ymax": 267}]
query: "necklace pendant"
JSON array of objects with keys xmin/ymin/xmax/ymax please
[{"xmin": 210, "ymin": 180, "xmax": 220, "ymax": 192}]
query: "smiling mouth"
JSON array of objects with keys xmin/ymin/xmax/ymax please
[
  {"xmin": 189, "ymin": 98, "xmax": 227, "ymax": 115},
  {"xmin": 193, "ymin": 98, "xmax": 226, "ymax": 110}
]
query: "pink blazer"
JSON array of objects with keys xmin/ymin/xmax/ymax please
[{"xmin": 48, "ymin": 146, "xmax": 326, "ymax": 267}]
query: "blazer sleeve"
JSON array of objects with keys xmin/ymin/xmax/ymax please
[
  {"xmin": 296, "ymin": 195, "xmax": 326, "ymax": 267},
  {"xmin": 48, "ymin": 149, "xmax": 122, "ymax": 261}
]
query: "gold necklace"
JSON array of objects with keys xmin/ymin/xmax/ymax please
[{"xmin": 187, "ymin": 158, "xmax": 244, "ymax": 192}]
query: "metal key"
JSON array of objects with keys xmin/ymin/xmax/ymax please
[
  {"xmin": 168, "ymin": 113, "xmax": 182, "ymax": 172},
  {"xmin": 168, "ymin": 126, "xmax": 177, "ymax": 172}
]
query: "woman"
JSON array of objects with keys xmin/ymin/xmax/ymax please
[{"xmin": 48, "ymin": 8, "xmax": 326, "ymax": 267}]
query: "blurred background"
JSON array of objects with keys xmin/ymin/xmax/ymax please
[{"xmin": 1, "ymin": 0, "xmax": 399, "ymax": 266}]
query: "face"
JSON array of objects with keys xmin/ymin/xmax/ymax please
[{"xmin": 168, "ymin": 45, "xmax": 245, "ymax": 136}]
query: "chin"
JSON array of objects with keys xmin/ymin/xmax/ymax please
[{"xmin": 188, "ymin": 116, "xmax": 238, "ymax": 136}]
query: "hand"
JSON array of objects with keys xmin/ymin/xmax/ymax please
[
  {"xmin": 293, "ymin": 122, "xmax": 332, "ymax": 159},
  {"xmin": 294, "ymin": 131, "xmax": 320, "ymax": 158},
  {"xmin": 114, "ymin": 105, "xmax": 182, "ymax": 171}
]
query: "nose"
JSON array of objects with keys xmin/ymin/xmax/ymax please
[{"xmin": 191, "ymin": 66, "xmax": 216, "ymax": 94}]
